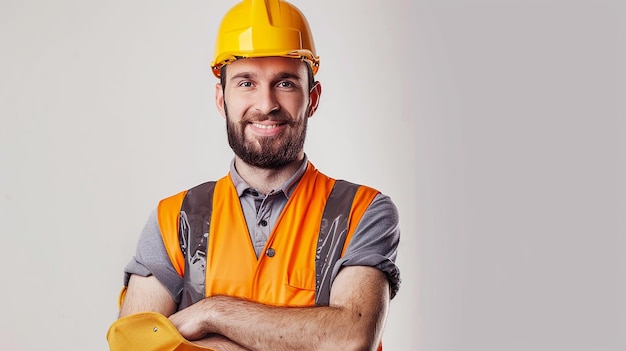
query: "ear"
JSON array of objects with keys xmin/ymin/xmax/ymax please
[
  {"xmin": 307, "ymin": 81, "xmax": 322, "ymax": 118},
  {"xmin": 215, "ymin": 83, "xmax": 226, "ymax": 119}
]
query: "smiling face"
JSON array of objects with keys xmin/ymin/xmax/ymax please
[{"xmin": 216, "ymin": 57, "xmax": 321, "ymax": 169}]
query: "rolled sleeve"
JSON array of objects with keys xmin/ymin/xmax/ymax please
[
  {"xmin": 123, "ymin": 209, "xmax": 184, "ymax": 303},
  {"xmin": 333, "ymin": 194, "xmax": 401, "ymax": 299}
]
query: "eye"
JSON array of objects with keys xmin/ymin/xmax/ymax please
[
  {"xmin": 238, "ymin": 81, "xmax": 253, "ymax": 88},
  {"xmin": 277, "ymin": 81, "xmax": 295, "ymax": 89}
]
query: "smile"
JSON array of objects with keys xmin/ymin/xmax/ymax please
[{"xmin": 251, "ymin": 122, "xmax": 283, "ymax": 129}]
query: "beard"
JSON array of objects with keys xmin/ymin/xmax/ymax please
[{"xmin": 225, "ymin": 103, "xmax": 308, "ymax": 169}]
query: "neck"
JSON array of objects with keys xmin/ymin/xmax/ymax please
[{"xmin": 234, "ymin": 154, "xmax": 305, "ymax": 194}]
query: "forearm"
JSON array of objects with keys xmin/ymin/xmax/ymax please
[
  {"xmin": 193, "ymin": 334, "xmax": 251, "ymax": 351},
  {"xmin": 204, "ymin": 296, "xmax": 377, "ymax": 351},
  {"xmin": 170, "ymin": 267, "xmax": 389, "ymax": 351}
]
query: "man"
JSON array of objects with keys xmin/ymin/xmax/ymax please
[{"xmin": 107, "ymin": 1, "xmax": 400, "ymax": 350}]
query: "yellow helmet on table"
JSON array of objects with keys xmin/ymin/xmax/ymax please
[{"xmin": 211, "ymin": 0, "xmax": 320, "ymax": 78}]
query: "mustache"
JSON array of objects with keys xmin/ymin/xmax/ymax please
[{"xmin": 241, "ymin": 110, "xmax": 294, "ymax": 125}]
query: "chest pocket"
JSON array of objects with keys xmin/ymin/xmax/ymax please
[{"xmin": 288, "ymin": 267, "xmax": 316, "ymax": 291}]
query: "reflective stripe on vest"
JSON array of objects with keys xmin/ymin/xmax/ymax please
[{"xmin": 157, "ymin": 162, "xmax": 379, "ymax": 309}]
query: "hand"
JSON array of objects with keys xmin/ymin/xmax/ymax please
[{"xmin": 169, "ymin": 299, "xmax": 212, "ymax": 341}]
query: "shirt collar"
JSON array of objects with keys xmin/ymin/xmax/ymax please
[{"xmin": 229, "ymin": 155, "xmax": 309, "ymax": 199}]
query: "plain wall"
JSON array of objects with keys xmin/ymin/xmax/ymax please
[{"xmin": 0, "ymin": 0, "xmax": 623, "ymax": 350}]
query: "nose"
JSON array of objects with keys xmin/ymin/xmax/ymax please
[{"xmin": 255, "ymin": 85, "xmax": 280, "ymax": 115}]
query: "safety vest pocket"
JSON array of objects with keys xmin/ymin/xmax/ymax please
[{"xmin": 287, "ymin": 268, "xmax": 316, "ymax": 291}]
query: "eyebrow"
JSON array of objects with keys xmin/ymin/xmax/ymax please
[
  {"xmin": 275, "ymin": 72, "xmax": 302, "ymax": 81},
  {"xmin": 229, "ymin": 71, "xmax": 302, "ymax": 82},
  {"xmin": 230, "ymin": 72, "xmax": 254, "ymax": 81}
]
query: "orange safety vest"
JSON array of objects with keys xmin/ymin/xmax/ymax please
[
  {"xmin": 108, "ymin": 162, "xmax": 383, "ymax": 351},
  {"xmin": 158, "ymin": 162, "xmax": 379, "ymax": 308}
]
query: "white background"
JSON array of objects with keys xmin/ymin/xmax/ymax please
[{"xmin": 0, "ymin": 0, "xmax": 623, "ymax": 350}]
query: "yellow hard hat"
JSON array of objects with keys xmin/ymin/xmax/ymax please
[{"xmin": 211, "ymin": 0, "xmax": 320, "ymax": 78}]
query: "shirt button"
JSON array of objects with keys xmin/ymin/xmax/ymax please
[
  {"xmin": 259, "ymin": 219, "xmax": 268, "ymax": 227},
  {"xmin": 265, "ymin": 248, "xmax": 275, "ymax": 257}
]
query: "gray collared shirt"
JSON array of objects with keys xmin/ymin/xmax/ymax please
[
  {"xmin": 229, "ymin": 156, "xmax": 309, "ymax": 258},
  {"xmin": 124, "ymin": 156, "xmax": 401, "ymax": 303}
]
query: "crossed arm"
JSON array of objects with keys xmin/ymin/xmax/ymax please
[{"xmin": 119, "ymin": 265, "xmax": 390, "ymax": 351}]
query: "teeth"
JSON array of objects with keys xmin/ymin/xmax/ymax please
[{"xmin": 252, "ymin": 123, "xmax": 279, "ymax": 129}]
